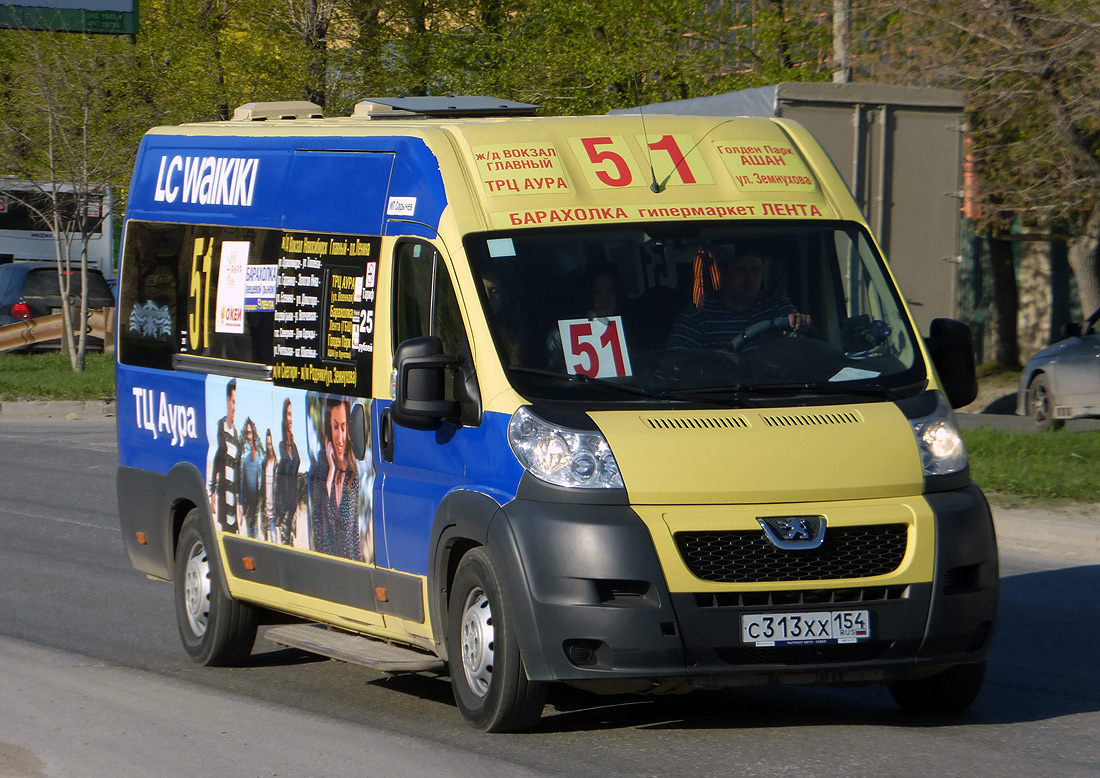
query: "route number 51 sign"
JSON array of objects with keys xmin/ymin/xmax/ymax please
[{"xmin": 558, "ymin": 316, "xmax": 633, "ymax": 379}]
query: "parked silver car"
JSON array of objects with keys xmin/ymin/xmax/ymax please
[{"xmin": 1017, "ymin": 305, "xmax": 1100, "ymax": 430}]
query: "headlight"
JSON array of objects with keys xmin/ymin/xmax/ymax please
[
  {"xmin": 911, "ymin": 392, "xmax": 968, "ymax": 476},
  {"xmin": 508, "ymin": 407, "xmax": 624, "ymax": 489}
]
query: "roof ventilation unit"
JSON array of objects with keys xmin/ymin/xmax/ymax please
[{"xmin": 231, "ymin": 101, "xmax": 324, "ymax": 121}]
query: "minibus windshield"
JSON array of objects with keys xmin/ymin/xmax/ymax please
[{"xmin": 464, "ymin": 222, "xmax": 925, "ymax": 404}]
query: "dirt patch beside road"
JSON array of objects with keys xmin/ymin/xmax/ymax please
[{"xmin": 991, "ymin": 498, "xmax": 1100, "ymax": 563}]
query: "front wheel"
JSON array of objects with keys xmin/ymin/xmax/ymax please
[
  {"xmin": 888, "ymin": 661, "xmax": 987, "ymax": 713},
  {"xmin": 174, "ymin": 509, "xmax": 258, "ymax": 666},
  {"xmin": 447, "ymin": 547, "xmax": 547, "ymax": 732}
]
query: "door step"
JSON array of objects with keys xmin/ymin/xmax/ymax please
[{"xmin": 264, "ymin": 624, "xmax": 444, "ymax": 674}]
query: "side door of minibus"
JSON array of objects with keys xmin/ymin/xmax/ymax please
[{"xmin": 374, "ymin": 239, "xmax": 474, "ymax": 581}]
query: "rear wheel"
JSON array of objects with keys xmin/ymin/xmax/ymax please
[
  {"xmin": 888, "ymin": 661, "xmax": 987, "ymax": 713},
  {"xmin": 174, "ymin": 510, "xmax": 258, "ymax": 666},
  {"xmin": 447, "ymin": 547, "xmax": 547, "ymax": 732},
  {"xmin": 1027, "ymin": 374, "xmax": 1064, "ymax": 431}
]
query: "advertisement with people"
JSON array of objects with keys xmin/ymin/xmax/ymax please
[{"xmin": 204, "ymin": 378, "xmax": 375, "ymax": 565}]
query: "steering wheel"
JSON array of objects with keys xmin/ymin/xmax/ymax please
[{"xmin": 729, "ymin": 316, "xmax": 792, "ymax": 353}]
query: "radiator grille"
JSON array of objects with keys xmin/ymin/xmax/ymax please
[
  {"xmin": 693, "ymin": 585, "xmax": 909, "ymax": 608},
  {"xmin": 676, "ymin": 524, "xmax": 908, "ymax": 583}
]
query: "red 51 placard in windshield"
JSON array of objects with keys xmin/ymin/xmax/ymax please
[{"xmin": 558, "ymin": 317, "xmax": 633, "ymax": 379}]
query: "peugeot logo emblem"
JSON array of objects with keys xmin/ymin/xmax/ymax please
[{"xmin": 758, "ymin": 516, "xmax": 826, "ymax": 550}]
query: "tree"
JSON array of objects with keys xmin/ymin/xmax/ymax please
[
  {"xmin": 333, "ymin": 0, "xmax": 834, "ymax": 117},
  {"xmin": 865, "ymin": 0, "xmax": 1100, "ymax": 324},
  {"xmin": 270, "ymin": 0, "xmax": 339, "ymax": 108},
  {"xmin": 0, "ymin": 29, "xmax": 151, "ymax": 368}
]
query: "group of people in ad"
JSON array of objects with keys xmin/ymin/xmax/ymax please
[{"xmin": 207, "ymin": 379, "xmax": 372, "ymax": 564}]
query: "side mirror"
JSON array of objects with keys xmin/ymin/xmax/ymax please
[
  {"xmin": 1062, "ymin": 321, "xmax": 1082, "ymax": 339},
  {"xmin": 391, "ymin": 336, "xmax": 461, "ymax": 430},
  {"xmin": 924, "ymin": 318, "xmax": 978, "ymax": 409}
]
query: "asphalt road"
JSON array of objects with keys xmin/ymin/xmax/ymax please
[{"xmin": 1, "ymin": 416, "xmax": 1099, "ymax": 778}]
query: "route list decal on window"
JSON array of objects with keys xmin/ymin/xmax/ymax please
[{"xmin": 272, "ymin": 231, "xmax": 380, "ymax": 394}]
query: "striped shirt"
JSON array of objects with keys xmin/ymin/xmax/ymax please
[{"xmin": 666, "ymin": 293, "xmax": 796, "ymax": 350}]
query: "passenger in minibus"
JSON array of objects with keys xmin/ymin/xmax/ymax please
[
  {"xmin": 482, "ymin": 270, "xmax": 523, "ymax": 365},
  {"xmin": 546, "ymin": 262, "xmax": 625, "ymax": 368}
]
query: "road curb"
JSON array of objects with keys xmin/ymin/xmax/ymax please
[{"xmin": 0, "ymin": 399, "xmax": 116, "ymax": 420}]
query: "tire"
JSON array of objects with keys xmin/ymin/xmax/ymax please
[
  {"xmin": 888, "ymin": 661, "xmax": 987, "ymax": 714},
  {"xmin": 174, "ymin": 509, "xmax": 258, "ymax": 666},
  {"xmin": 1027, "ymin": 374, "xmax": 1064, "ymax": 431},
  {"xmin": 447, "ymin": 547, "xmax": 547, "ymax": 732}
]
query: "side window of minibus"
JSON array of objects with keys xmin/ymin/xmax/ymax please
[
  {"xmin": 199, "ymin": 229, "xmax": 275, "ymax": 364},
  {"xmin": 394, "ymin": 242, "xmax": 468, "ymax": 351},
  {"xmin": 117, "ymin": 222, "xmax": 181, "ymax": 370},
  {"xmin": 393, "ymin": 240, "xmax": 471, "ymax": 398}
]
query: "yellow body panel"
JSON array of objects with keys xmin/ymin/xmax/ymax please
[
  {"xmin": 218, "ymin": 534, "xmax": 436, "ymax": 648},
  {"xmin": 590, "ymin": 402, "xmax": 924, "ymax": 506}
]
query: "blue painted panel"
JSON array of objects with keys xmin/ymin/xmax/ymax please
[
  {"xmin": 461, "ymin": 410, "xmax": 527, "ymax": 504},
  {"xmin": 125, "ymin": 135, "xmax": 293, "ymax": 228},
  {"xmin": 384, "ymin": 137, "xmax": 449, "ymax": 234},
  {"xmin": 125, "ymin": 133, "xmax": 449, "ymax": 235},
  {"xmin": 116, "ymin": 364, "xmax": 208, "ymax": 474},
  {"xmin": 282, "ymin": 151, "xmax": 394, "ymax": 235},
  {"xmin": 373, "ymin": 404, "xmax": 524, "ymax": 576}
]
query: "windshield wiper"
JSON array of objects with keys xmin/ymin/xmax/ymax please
[
  {"xmin": 506, "ymin": 365, "xmax": 672, "ymax": 400},
  {"xmin": 771, "ymin": 380, "xmax": 927, "ymax": 400},
  {"xmin": 681, "ymin": 381, "xmax": 922, "ymax": 401},
  {"xmin": 653, "ymin": 384, "xmax": 759, "ymax": 407}
]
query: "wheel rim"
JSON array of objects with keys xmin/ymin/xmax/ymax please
[
  {"xmin": 183, "ymin": 539, "xmax": 211, "ymax": 637},
  {"xmin": 459, "ymin": 586, "xmax": 495, "ymax": 698},
  {"xmin": 1031, "ymin": 382, "xmax": 1051, "ymax": 424}
]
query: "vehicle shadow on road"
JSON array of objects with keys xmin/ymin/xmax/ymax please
[
  {"xmin": 976, "ymin": 563, "xmax": 1100, "ymax": 723},
  {"xmin": 537, "ymin": 564, "xmax": 1100, "ymax": 732},
  {"xmin": 245, "ymin": 566, "xmax": 1100, "ymax": 733}
]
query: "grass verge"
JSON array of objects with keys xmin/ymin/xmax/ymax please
[
  {"xmin": 963, "ymin": 427, "xmax": 1100, "ymax": 502},
  {"xmin": 0, "ymin": 351, "xmax": 116, "ymax": 401}
]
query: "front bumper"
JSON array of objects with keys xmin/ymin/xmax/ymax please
[{"xmin": 495, "ymin": 483, "xmax": 997, "ymax": 687}]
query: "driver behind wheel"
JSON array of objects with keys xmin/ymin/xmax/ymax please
[{"xmin": 665, "ymin": 246, "xmax": 811, "ymax": 349}]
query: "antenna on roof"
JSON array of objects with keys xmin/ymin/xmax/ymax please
[{"xmin": 632, "ymin": 70, "xmax": 663, "ymax": 194}]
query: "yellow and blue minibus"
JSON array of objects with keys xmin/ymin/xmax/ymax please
[{"xmin": 116, "ymin": 97, "xmax": 997, "ymax": 731}]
